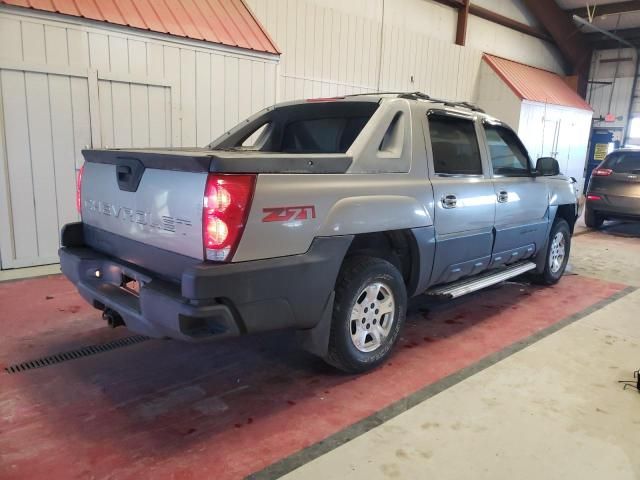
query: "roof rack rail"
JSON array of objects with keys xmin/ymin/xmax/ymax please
[
  {"xmin": 397, "ymin": 91, "xmax": 432, "ymax": 100},
  {"xmin": 398, "ymin": 92, "xmax": 486, "ymax": 113},
  {"xmin": 343, "ymin": 91, "xmax": 486, "ymax": 113},
  {"xmin": 455, "ymin": 101, "xmax": 486, "ymax": 113},
  {"xmin": 343, "ymin": 91, "xmax": 409, "ymax": 97}
]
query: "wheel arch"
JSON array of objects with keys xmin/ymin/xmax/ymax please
[
  {"xmin": 343, "ymin": 227, "xmax": 434, "ymax": 297},
  {"xmin": 534, "ymin": 203, "xmax": 576, "ymax": 274},
  {"xmin": 554, "ymin": 203, "xmax": 578, "ymax": 234}
]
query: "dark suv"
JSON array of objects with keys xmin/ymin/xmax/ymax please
[{"xmin": 585, "ymin": 148, "xmax": 640, "ymax": 228}]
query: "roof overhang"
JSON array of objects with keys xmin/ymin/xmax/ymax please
[
  {"xmin": 0, "ymin": 0, "xmax": 280, "ymax": 55},
  {"xmin": 483, "ymin": 54, "xmax": 593, "ymax": 112}
]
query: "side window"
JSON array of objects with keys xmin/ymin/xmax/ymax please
[
  {"xmin": 241, "ymin": 122, "xmax": 272, "ymax": 149},
  {"xmin": 484, "ymin": 124, "xmax": 531, "ymax": 176},
  {"xmin": 378, "ymin": 112, "xmax": 405, "ymax": 155},
  {"xmin": 428, "ymin": 114, "xmax": 483, "ymax": 175},
  {"xmin": 602, "ymin": 152, "xmax": 640, "ymax": 173}
]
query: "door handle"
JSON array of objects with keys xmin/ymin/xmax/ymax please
[
  {"xmin": 497, "ymin": 190, "xmax": 509, "ymax": 203},
  {"xmin": 441, "ymin": 194, "xmax": 457, "ymax": 209}
]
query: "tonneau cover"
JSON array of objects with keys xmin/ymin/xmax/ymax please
[{"xmin": 82, "ymin": 148, "xmax": 353, "ymax": 174}]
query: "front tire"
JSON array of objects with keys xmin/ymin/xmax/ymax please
[
  {"xmin": 326, "ymin": 256, "xmax": 407, "ymax": 374},
  {"xmin": 533, "ymin": 218, "xmax": 571, "ymax": 285},
  {"xmin": 584, "ymin": 207, "xmax": 604, "ymax": 229}
]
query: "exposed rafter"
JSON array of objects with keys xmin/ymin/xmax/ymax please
[
  {"xmin": 469, "ymin": 4, "xmax": 550, "ymax": 41},
  {"xmin": 431, "ymin": 0, "xmax": 593, "ymax": 95},
  {"xmin": 431, "ymin": 0, "xmax": 551, "ymax": 42},
  {"xmin": 522, "ymin": 0, "xmax": 593, "ymax": 96},
  {"xmin": 455, "ymin": 0, "xmax": 470, "ymax": 46}
]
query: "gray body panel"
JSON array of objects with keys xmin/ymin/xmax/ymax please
[
  {"xmin": 427, "ymin": 175, "xmax": 496, "ymax": 285},
  {"xmin": 234, "ymin": 174, "xmax": 433, "ymax": 261},
  {"xmin": 491, "ymin": 176, "xmax": 549, "ymax": 255}
]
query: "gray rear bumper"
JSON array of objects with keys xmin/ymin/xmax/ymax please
[
  {"xmin": 586, "ymin": 196, "xmax": 640, "ymax": 219},
  {"xmin": 59, "ymin": 223, "xmax": 352, "ymax": 341}
]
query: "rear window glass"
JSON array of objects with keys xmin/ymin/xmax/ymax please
[
  {"xmin": 212, "ymin": 101, "xmax": 378, "ymax": 154},
  {"xmin": 282, "ymin": 116, "xmax": 370, "ymax": 153},
  {"xmin": 603, "ymin": 152, "xmax": 640, "ymax": 173}
]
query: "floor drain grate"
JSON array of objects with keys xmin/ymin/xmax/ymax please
[{"xmin": 4, "ymin": 335, "xmax": 150, "ymax": 374}]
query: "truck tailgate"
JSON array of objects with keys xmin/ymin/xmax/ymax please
[{"xmin": 81, "ymin": 161, "xmax": 207, "ymax": 260}]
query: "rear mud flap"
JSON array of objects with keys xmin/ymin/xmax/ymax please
[{"xmin": 296, "ymin": 291, "xmax": 335, "ymax": 359}]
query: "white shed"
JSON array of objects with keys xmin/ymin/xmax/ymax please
[
  {"xmin": 0, "ymin": 0, "xmax": 279, "ymax": 269},
  {"xmin": 475, "ymin": 54, "xmax": 593, "ymax": 192}
]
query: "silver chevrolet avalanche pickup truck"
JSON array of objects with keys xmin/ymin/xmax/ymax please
[{"xmin": 59, "ymin": 92, "xmax": 578, "ymax": 373}]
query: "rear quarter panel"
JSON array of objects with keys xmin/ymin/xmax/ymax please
[{"xmin": 233, "ymin": 173, "xmax": 433, "ymax": 261}]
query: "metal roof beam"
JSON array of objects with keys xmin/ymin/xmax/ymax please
[
  {"xmin": 568, "ymin": 1, "xmax": 640, "ymax": 18},
  {"xmin": 431, "ymin": 0, "xmax": 551, "ymax": 41},
  {"xmin": 586, "ymin": 27, "xmax": 640, "ymax": 49},
  {"xmin": 522, "ymin": 0, "xmax": 592, "ymax": 96},
  {"xmin": 573, "ymin": 14, "xmax": 635, "ymax": 47},
  {"xmin": 455, "ymin": 0, "xmax": 470, "ymax": 46}
]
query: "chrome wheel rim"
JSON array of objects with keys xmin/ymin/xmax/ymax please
[
  {"xmin": 349, "ymin": 282, "xmax": 395, "ymax": 353},
  {"xmin": 549, "ymin": 231, "xmax": 566, "ymax": 274}
]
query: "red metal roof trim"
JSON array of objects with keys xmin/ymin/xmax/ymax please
[
  {"xmin": 483, "ymin": 54, "xmax": 592, "ymax": 111},
  {"xmin": 0, "ymin": 0, "xmax": 280, "ymax": 55}
]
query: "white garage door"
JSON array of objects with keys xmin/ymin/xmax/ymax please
[
  {"xmin": 97, "ymin": 78, "xmax": 172, "ymax": 148},
  {"xmin": 0, "ymin": 67, "xmax": 173, "ymax": 269},
  {"xmin": 0, "ymin": 68, "xmax": 90, "ymax": 269}
]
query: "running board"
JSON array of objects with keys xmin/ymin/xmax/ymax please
[{"xmin": 425, "ymin": 261, "xmax": 537, "ymax": 299}]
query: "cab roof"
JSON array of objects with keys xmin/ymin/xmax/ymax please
[
  {"xmin": 291, "ymin": 92, "xmax": 496, "ymax": 121},
  {"xmin": 345, "ymin": 91, "xmax": 486, "ymax": 112}
]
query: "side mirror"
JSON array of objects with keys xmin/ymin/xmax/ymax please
[{"xmin": 535, "ymin": 157, "xmax": 560, "ymax": 176}]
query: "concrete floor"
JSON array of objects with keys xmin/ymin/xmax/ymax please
[
  {"xmin": 0, "ymin": 221, "xmax": 639, "ymax": 479},
  {"xmin": 0, "ymin": 263, "xmax": 60, "ymax": 283},
  {"xmin": 282, "ymin": 222, "xmax": 640, "ymax": 480}
]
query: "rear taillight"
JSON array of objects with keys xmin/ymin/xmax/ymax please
[
  {"xmin": 203, "ymin": 174, "xmax": 255, "ymax": 261},
  {"xmin": 593, "ymin": 168, "xmax": 613, "ymax": 176},
  {"xmin": 76, "ymin": 164, "xmax": 84, "ymax": 214},
  {"xmin": 587, "ymin": 194, "xmax": 602, "ymax": 201}
]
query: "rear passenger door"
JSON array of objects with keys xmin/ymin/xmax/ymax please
[
  {"xmin": 426, "ymin": 111, "xmax": 496, "ymax": 286},
  {"xmin": 482, "ymin": 122, "xmax": 549, "ymax": 265}
]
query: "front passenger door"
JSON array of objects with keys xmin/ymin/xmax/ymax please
[
  {"xmin": 483, "ymin": 122, "xmax": 549, "ymax": 266},
  {"xmin": 426, "ymin": 112, "xmax": 496, "ymax": 286}
]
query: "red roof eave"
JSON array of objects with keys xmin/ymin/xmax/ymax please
[
  {"xmin": 483, "ymin": 54, "xmax": 592, "ymax": 112},
  {"xmin": 0, "ymin": 0, "xmax": 280, "ymax": 55}
]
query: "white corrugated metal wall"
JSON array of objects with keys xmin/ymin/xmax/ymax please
[
  {"xmin": 246, "ymin": 0, "xmax": 565, "ymax": 101},
  {"xmin": 0, "ymin": 0, "xmax": 567, "ymax": 269},
  {"xmin": 518, "ymin": 101, "xmax": 592, "ymax": 192},
  {"xmin": 475, "ymin": 61, "xmax": 523, "ymax": 129},
  {"xmin": 476, "ymin": 61, "xmax": 592, "ymax": 192},
  {"xmin": 587, "ymin": 48, "xmax": 637, "ymax": 131},
  {"xmin": 0, "ymin": 8, "xmax": 278, "ymax": 268}
]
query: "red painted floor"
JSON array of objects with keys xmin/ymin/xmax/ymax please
[{"xmin": 0, "ymin": 274, "xmax": 626, "ymax": 479}]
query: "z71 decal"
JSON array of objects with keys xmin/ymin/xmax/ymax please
[{"xmin": 262, "ymin": 205, "xmax": 316, "ymax": 222}]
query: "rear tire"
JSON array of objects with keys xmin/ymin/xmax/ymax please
[
  {"xmin": 532, "ymin": 218, "xmax": 571, "ymax": 285},
  {"xmin": 326, "ymin": 256, "xmax": 406, "ymax": 374},
  {"xmin": 584, "ymin": 207, "xmax": 604, "ymax": 229}
]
